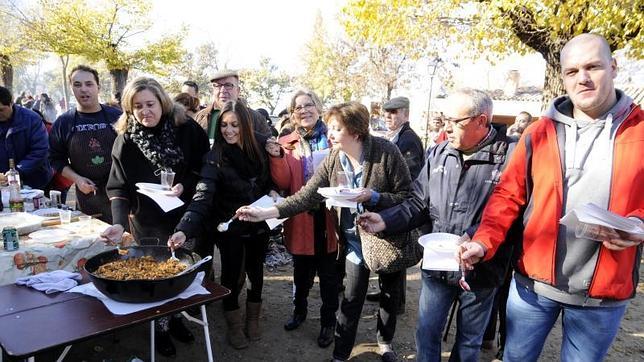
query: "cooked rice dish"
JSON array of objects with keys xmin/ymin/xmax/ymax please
[{"xmin": 96, "ymin": 256, "xmax": 187, "ymax": 280}]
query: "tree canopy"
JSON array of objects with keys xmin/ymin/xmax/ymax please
[
  {"xmin": 301, "ymin": 0, "xmax": 642, "ymax": 109},
  {"xmin": 240, "ymin": 57, "xmax": 292, "ymax": 114},
  {"xmin": 3, "ymin": 0, "xmax": 185, "ymax": 103},
  {"xmin": 458, "ymin": 0, "xmax": 643, "ymax": 104},
  {"xmin": 299, "ymin": 13, "xmax": 366, "ymax": 105}
]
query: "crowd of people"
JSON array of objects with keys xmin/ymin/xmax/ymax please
[{"xmin": 0, "ymin": 32, "xmax": 641, "ymax": 362}]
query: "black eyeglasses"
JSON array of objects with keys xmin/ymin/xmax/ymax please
[{"xmin": 212, "ymin": 82, "xmax": 236, "ymax": 90}]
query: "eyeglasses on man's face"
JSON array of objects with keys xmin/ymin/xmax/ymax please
[
  {"xmin": 212, "ymin": 82, "xmax": 236, "ymax": 91},
  {"xmin": 294, "ymin": 103, "xmax": 316, "ymax": 112},
  {"xmin": 443, "ymin": 114, "xmax": 480, "ymax": 127}
]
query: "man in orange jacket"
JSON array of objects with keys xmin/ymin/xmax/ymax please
[{"xmin": 460, "ymin": 33, "xmax": 643, "ymax": 361}]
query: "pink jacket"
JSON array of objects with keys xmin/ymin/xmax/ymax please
[{"xmin": 269, "ymin": 132, "xmax": 338, "ymax": 256}]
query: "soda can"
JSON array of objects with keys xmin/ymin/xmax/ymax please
[{"xmin": 2, "ymin": 226, "xmax": 19, "ymax": 251}]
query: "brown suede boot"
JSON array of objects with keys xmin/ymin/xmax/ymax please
[
  {"xmin": 245, "ymin": 302, "xmax": 262, "ymax": 341},
  {"xmin": 224, "ymin": 309, "xmax": 249, "ymax": 349}
]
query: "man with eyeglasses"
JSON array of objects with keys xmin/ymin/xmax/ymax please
[
  {"xmin": 460, "ymin": 33, "xmax": 643, "ymax": 361},
  {"xmin": 357, "ymin": 88, "xmax": 518, "ymax": 361},
  {"xmin": 365, "ymin": 96, "xmax": 424, "ymax": 313},
  {"xmin": 194, "ymin": 70, "xmax": 271, "ymax": 143}
]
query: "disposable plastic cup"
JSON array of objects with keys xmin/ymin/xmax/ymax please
[
  {"xmin": 59, "ymin": 209, "xmax": 72, "ymax": 224},
  {"xmin": 79, "ymin": 215, "xmax": 92, "ymax": 231},
  {"xmin": 337, "ymin": 171, "xmax": 354, "ymax": 189},
  {"xmin": 160, "ymin": 170, "xmax": 175, "ymax": 190}
]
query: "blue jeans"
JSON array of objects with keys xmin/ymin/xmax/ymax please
[
  {"xmin": 504, "ymin": 277, "xmax": 627, "ymax": 362},
  {"xmin": 416, "ymin": 270, "xmax": 496, "ymax": 362}
]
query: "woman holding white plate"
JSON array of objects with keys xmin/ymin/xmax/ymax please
[{"xmin": 237, "ymin": 102, "xmax": 412, "ymax": 362}]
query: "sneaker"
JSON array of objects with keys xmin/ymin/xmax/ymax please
[
  {"xmin": 381, "ymin": 351, "xmax": 397, "ymax": 362},
  {"xmin": 283, "ymin": 313, "xmax": 307, "ymax": 331}
]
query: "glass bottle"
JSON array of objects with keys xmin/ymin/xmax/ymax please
[
  {"xmin": 7, "ymin": 158, "xmax": 21, "ymax": 190},
  {"xmin": 8, "ymin": 182, "xmax": 24, "ymax": 212}
]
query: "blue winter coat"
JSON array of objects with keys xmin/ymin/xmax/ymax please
[{"xmin": 0, "ymin": 105, "xmax": 53, "ymax": 189}]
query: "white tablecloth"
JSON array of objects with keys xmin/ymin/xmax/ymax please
[{"xmin": 0, "ymin": 218, "xmax": 112, "ymax": 286}]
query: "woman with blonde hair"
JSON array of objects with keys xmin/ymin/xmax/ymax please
[
  {"xmin": 262, "ymin": 89, "xmax": 339, "ymax": 347},
  {"xmin": 101, "ymin": 76, "xmax": 209, "ymax": 357}
]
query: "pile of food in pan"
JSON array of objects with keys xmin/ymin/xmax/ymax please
[{"xmin": 95, "ymin": 256, "xmax": 187, "ymax": 280}]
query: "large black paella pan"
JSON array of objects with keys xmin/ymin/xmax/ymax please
[{"xmin": 84, "ymin": 245, "xmax": 205, "ymax": 303}]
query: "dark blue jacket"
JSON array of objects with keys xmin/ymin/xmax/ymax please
[
  {"xmin": 0, "ymin": 105, "xmax": 52, "ymax": 189},
  {"xmin": 380, "ymin": 124, "xmax": 519, "ymax": 288},
  {"xmin": 394, "ymin": 122, "xmax": 425, "ymax": 179}
]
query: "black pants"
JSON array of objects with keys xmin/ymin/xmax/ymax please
[
  {"xmin": 334, "ymin": 261, "xmax": 401, "ymax": 360},
  {"xmin": 483, "ymin": 269, "xmax": 512, "ymax": 346},
  {"xmin": 292, "ymin": 252, "xmax": 339, "ymax": 327},
  {"xmin": 218, "ymin": 233, "xmax": 268, "ymax": 311}
]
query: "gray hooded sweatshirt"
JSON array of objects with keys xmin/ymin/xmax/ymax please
[{"xmin": 521, "ymin": 90, "xmax": 634, "ymax": 306}]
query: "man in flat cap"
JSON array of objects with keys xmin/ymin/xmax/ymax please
[
  {"xmin": 195, "ymin": 70, "xmax": 271, "ymax": 143},
  {"xmin": 382, "ymin": 97, "xmax": 424, "ymax": 179},
  {"xmin": 365, "ymin": 96, "xmax": 425, "ymax": 312}
]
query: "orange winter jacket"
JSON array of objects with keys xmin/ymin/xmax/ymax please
[
  {"xmin": 473, "ymin": 103, "xmax": 643, "ymax": 301},
  {"xmin": 269, "ymin": 132, "xmax": 339, "ymax": 256}
]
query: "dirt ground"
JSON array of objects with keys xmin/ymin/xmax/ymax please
[{"xmin": 41, "ymin": 255, "xmax": 643, "ymax": 362}]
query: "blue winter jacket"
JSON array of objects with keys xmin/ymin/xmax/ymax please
[{"xmin": 0, "ymin": 105, "xmax": 53, "ymax": 189}]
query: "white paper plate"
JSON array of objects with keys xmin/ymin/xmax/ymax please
[
  {"xmin": 0, "ymin": 212, "xmax": 45, "ymax": 235},
  {"xmin": 32, "ymin": 208, "xmax": 82, "ymax": 219},
  {"xmin": 418, "ymin": 233, "xmax": 461, "ymax": 271},
  {"xmin": 418, "ymin": 232, "xmax": 460, "ymax": 251},
  {"xmin": 27, "ymin": 228, "xmax": 72, "ymax": 244},
  {"xmin": 317, "ymin": 187, "xmax": 361, "ymax": 200},
  {"xmin": 136, "ymin": 183, "xmax": 174, "ymax": 195}
]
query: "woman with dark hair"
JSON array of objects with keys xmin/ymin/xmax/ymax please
[
  {"xmin": 37, "ymin": 93, "xmax": 58, "ymax": 124},
  {"xmin": 173, "ymin": 92, "xmax": 199, "ymax": 120},
  {"xmin": 264, "ymin": 89, "xmax": 339, "ymax": 348},
  {"xmin": 168, "ymin": 101, "xmax": 277, "ymax": 350},
  {"xmin": 238, "ymin": 101, "xmax": 412, "ymax": 362},
  {"xmin": 100, "ymin": 76, "xmax": 209, "ymax": 357}
]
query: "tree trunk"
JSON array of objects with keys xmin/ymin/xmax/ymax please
[
  {"xmin": 0, "ymin": 54, "xmax": 13, "ymax": 91},
  {"xmin": 110, "ymin": 68, "xmax": 129, "ymax": 100},
  {"xmin": 541, "ymin": 52, "xmax": 565, "ymax": 111},
  {"xmin": 60, "ymin": 55, "xmax": 70, "ymax": 111},
  {"xmin": 386, "ymin": 82, "xmax": 394, "ymax": 101}
]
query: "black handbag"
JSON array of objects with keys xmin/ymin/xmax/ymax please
[{"xmin": 357, "ymin": 226, "xmax": 422, "ymax": 274}]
